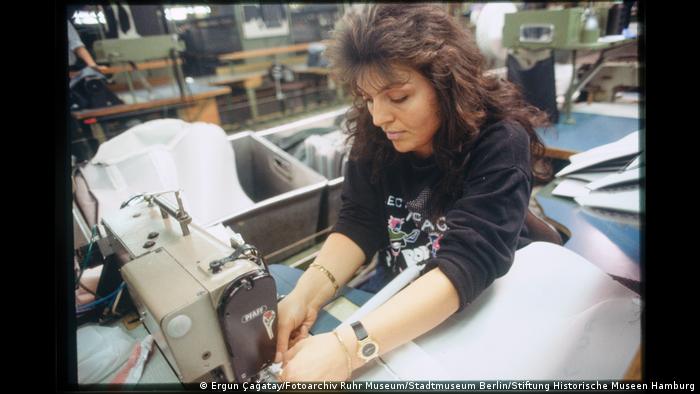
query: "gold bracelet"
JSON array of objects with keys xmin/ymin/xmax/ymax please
[
  {"xmin": 332, "ymin": 330, "xmax": 353, "ymax": 380},
  {"xmin": 310, "ymin": 263, "xmax": 339, "ymax": 296}
]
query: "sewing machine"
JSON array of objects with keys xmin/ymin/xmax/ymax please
[
  {"xmin": 501, "ymin": 7, "xmax": 638, "ymax": 124},
  {"xmin": 99, "ymin": 191, "xmax": 278, "ymax": 383},
  {"xmin": 502, "ymin": 8, "xmax": 589, "ymax": 49}
]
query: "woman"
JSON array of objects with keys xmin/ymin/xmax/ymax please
[{"xmin": 276, "ymin": 4, "xmax": 550, "ymax": 381}]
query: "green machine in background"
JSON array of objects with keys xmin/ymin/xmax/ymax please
[
  {"xmin": 501, "ymin": 7, "xmax": 636, "ymax": 124},
  {"xmin": 93, "ymin": 35, "xmax": 189, "ymax": 102},
  {"xmin": 93, "ymin": 35, "xmax": 185, "ymax": 63},
  {"xmin": 502, "ymin": 8, "xmax": 590, "ymax": 50}
]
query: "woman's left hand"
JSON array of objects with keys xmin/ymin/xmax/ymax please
[{"xmin": 279, "ymin": 333, "xmax": 351, "ymax": 382}]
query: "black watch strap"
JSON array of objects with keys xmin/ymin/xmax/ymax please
[{"xmin": 351, "ymin": 321, "xmax": 368, "ymax": 340}]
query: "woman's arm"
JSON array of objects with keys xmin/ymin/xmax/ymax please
[
  {"xmin": 280, "ymin": 266, "xmax": 459, "ymax": 381},
  {"xmin": 290, "ymin": 232, "xmax": 366, "ymax": 309},
  {"xmin": 275, "ymin": 232, "xmax": 366, "ymax": 358},
  {"xmin": 336, "ymin": 266, "xmax": 459, "ymax": 369}
]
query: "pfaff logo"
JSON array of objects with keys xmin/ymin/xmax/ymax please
[{"xmin": 241, "ymin": 305, "xmax": 268, "ymax": 324}]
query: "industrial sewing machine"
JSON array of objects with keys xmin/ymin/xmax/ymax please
[
  {"xmin": 501, "ymin": 7, "xmax": 638, "ymax": 124},
  {"xmin": 502, "ymin": 7, "xmax": 591, "ymax": 49},
  {"xmin": 98, "ymin": 190, "xmax": 279, "ymax": 383}
]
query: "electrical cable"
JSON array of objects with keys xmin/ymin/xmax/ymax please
[{"xmin": 76, "ymin": 282, "xmax": 125, "ymax": 314}]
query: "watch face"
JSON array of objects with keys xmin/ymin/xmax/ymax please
[{"xmin": 361, "ymin": 343, "xmax": 377, "ymax": 358}]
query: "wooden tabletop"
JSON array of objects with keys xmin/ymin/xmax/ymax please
[
  {"xmin": 194, "ymin": 64, "xmax": 330, "ymax": 88},
  {"xmin": 218, "ymin": 41, "xmax": 332, "ymax": 62},
  {"xmin": 71, "ymin": 85, "xmax": 231, "ymax": 120},
  {"xmin": 218, "ymin": 43, "xmax": 310, "ymax": 62},
  {"xmin": 196, "ymin": 71, "xmax": 267, "ymax": 87},
  {"xmin": 293, "ymin": 65, "xmax": 331, "ymax": 76},
  {"xmin": 68, "ymin": 59, "xmax": 183, "ymax": 79}
]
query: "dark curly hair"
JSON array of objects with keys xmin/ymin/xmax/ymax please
[{"xmin": 326, "ymin": 4, "xmax": 551, "ymax": 217}]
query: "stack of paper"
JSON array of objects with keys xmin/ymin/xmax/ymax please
[{"xmin": 551, "ymin": 131, "xmax": 643, "ymax": 214}]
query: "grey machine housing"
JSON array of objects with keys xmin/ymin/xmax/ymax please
[{"xmin": 101, "ymin": 195, "xmax": 278, "ymax": 382}]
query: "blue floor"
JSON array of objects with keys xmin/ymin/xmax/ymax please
[{"xmin": 537, "ymin": 112, "xmax": 641, "ymax": 154}]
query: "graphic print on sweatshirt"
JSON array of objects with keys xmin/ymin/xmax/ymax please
[{"xmin": 384, "ymin": 187, "xmax": 448, "ymax": 273}]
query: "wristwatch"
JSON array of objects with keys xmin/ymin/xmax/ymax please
[{"xmin": 350, "ymin": 321, "xmax": 380, "ymax": 362}]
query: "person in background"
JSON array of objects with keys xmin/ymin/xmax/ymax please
[
  {"xmin": 275, "ymin": 4, "xmax": 552, "ymax": 381},
  {"xmin": 68, "ymin": 20, "xmax": 108, "ymax": 74}
]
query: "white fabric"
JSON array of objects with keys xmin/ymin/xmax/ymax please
[
  {"xmin": 475, "ymin": 3, "xmax": 517, "ymax": 62},
  {"xmin": 354, "ymin": 242, "xmax": 641, "ymax": 380},
  {"xmin": 110, "ymin": 335, "xmax": 154, "ymax": 384},
  {"xmin": 81, "ymin": 119, "xmax": 254, "ymax": 228},
  {"xmin": 77, "ymin": 325, "xmax": 135, "ymax": 384}
]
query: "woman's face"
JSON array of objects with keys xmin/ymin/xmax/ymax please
[{"xmin": 358, "ymin": 66, "xmax": 441, "ymax": 158}]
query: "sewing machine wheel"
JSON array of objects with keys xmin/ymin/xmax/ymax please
[{"xmin": 217, "ymin": 271, "xmax": 278, "ymax": 382}]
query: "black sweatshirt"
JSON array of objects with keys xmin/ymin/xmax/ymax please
[{"xmin": 332, "ymin": 119, "xmax": 534, "ymax": 311}]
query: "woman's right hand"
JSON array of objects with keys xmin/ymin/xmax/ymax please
[{"xmin": 275, "ymin": 291, "xmax": 319, "ymax": 363}]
